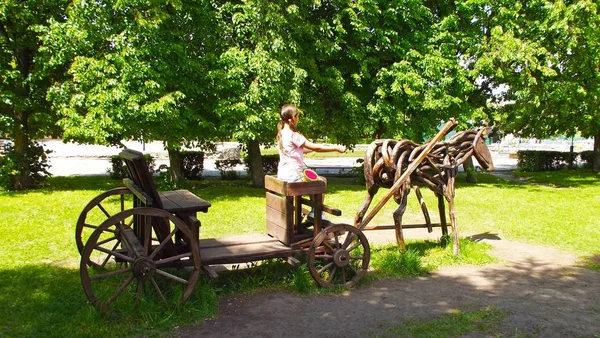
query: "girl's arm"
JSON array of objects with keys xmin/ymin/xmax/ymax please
[{"xmin": 303, "ymin": 140, "xmax": 346, "ymax": 153}]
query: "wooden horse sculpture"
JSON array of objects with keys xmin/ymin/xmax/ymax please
[{"xmin": 353, "ymin": 127, "xmax": 494, "ymax": 255}]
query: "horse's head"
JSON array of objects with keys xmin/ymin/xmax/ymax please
[{"xmin": 473, "ymin": 127, "xmax": 494, "ymax": 171}]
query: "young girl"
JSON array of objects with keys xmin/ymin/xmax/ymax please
[{"xmin": 276, "ymin": 104, "xmax": 346, "ymax": 182}]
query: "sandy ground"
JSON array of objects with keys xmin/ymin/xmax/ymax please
[{"xmin": 174, "ymin": 231, "xmax": 600, "ymax": 337}]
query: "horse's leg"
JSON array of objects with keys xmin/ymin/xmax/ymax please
[
  {"xmin": 443, "ymin": 174, "xmax": 460, "ymax": 255},
  {"xmin": 392, "ymin": 185, "xmax": 410, "ymax": 251},
  {"xmin": 414, "ymin": 186, "xmax": 432, "ymax": 232},
  {"xmin": 436, "ymin": 192, "xmax": 448, "ymax": 246},
  {"xmin": 354, "ymin": 185, "xmax": 379, "ymax": 229}
]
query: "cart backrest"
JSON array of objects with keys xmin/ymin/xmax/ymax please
[
  {"xmin": 119, "ymin": 148, "xmax": 176, "ymax": 250},
  {"xmin": 119, "ymin": 148, "xmax": 164, "ymax": 209}
]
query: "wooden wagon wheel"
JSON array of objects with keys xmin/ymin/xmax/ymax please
[
  {"xmin": 76, "ymin": 187, "xmax": 132, "ymax": 255},
  {"xmin": 308, "ymin": 224, "xmax": 370, "ymax": 288},
  {"xmin": 80, "ymin": 207, "xmax": 201, "ymax": 312}
]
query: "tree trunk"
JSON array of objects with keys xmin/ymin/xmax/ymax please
[
  {"xmin": 463, "ymin": 156, "xmax": 477, "ymax": 183},
  {"xmin": 247, "ymin": 140, "xmax": 265, "ymax": 188},
  {"xmin": 12, "ymin": 115, "xmax": 31, "ymax": 190},
  {"xmin": 167, "ymin": 145, "xmax": 183, "ymax": 182},
  {"xmin": 593, "ymin": 132, "xmax": 600, "ymax": 173}
]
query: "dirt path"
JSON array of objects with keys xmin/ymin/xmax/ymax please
[{"xmin": 176, "ymin": 234, "xmax": 600, "ymax": 337}]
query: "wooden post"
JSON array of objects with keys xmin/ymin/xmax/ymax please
[{"xmin": 357, "ymin": 119, "xmax": 458, "ymax": 231}]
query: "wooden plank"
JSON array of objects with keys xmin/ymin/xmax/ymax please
[
  {"xmin": 266, "ymin": 192, "xmax": 285, "ymax": 212},
  {"xmin": 299, "ymin": 197, "xmax": 342, "ymax": 216},
  {"xmin": 265, "ymin": 175, "xmax": 287, "ymax": 194},
  {"xmin": 363, "ymin": 223, "xmax": 442, "ymax": 230},
  {"xmin": 200, "ymin": 236, "xmax": 294, "ymax": 265},
  {"xmin": 287, "ymin": 256, "xmax": 302, "ymax": 267},
  {"xmin": 160, "ymin": 190, "xmax": 211, "ymax": 213},
  {"xmin": 199, "ymin": 233, "xmax": 281, "ymax": 249},
  {"xmin": 202, "ymin": 265, "xmax": 219, "ymax": 279},
  {"xmin": 285, "ymin": 182, "xmax": 326, "ymax": 196},
  {"xmin": 123, "ymin": 178, "xmax": 153, "ymax": 206},
  {"xmin": 266, "ymin": 203, "xmax": 287, "ymax": 226},
  {"xmin": 265, "ymin": 175, "xmax": 326, "ymax": 196},
  {"xmin": 266, "ymin": 220, "xmax": 289, "ymax": 244}
]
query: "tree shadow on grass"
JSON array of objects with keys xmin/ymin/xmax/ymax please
[
  {"xmin": 0, "ymin": 265, "xmax": 98, "ymax": 337},
  {"xmin": 0, "ymin": 264, "xmax": 217, "ymax": 338}
]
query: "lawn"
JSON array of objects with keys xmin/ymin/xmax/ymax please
[{"xmin": 0, "ymin": 170, "xmax": 598, "ymax": 337}]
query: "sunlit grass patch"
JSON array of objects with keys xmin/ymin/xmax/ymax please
[{"xmin": 373, "ymin": 306, "xmax": 508, "ymax": 338}]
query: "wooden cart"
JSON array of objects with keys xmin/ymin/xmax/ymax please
[
  {"xmin": 77, "ymin": 120, "xmax": 457, "ymax": 312},
  {"xmin": 76, "ymin": 149, "xmax": 370, "ymax": 312}
]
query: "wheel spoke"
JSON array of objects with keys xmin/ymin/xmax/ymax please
[
  {"xmin": 135, "ymin": 280, "xmax": 143, "ymax": 307},
  {"xmin": 349, "ymin": 255, "xmax": 363, "ymax": 260},
  {"xmin": 347, "ymin": 263, "xmax": 358, "ymax": 276},
  {"xmin": 155, "ymin": 252, "xmax": 192, "ymax": 266},
  {"xmin": 155, "ymin": 269, "xmax": 189, "ymax": 285},
  {"xmin": 96, "ymin": 236, "xmax": 117, "ymax": 247},
  {"xmin": 143, "ymin": 224, "xmax": 152, "ymax": 256},
  {"xmin": 93, "ymin": 243, "xmax": 134, "ymax": 263},
  {"xmin": 97, "ymin": 203, "xmax": 111, "ymax": 218},
  {"xmin": 97, "ymin": 239, "xmax": 122, "ymax": 268},
  {"xmin": 90, "ymin": 266, "xmax": 130, "ymax": 281},
  {"xmin": 149, "ymin": 226, "xmax": 178, "ymax": 260},
  {"xmin": 150, "ymin": 278, "xmax": 168, "ymax": 304},
  {"xmin": 342, "ymin": 232, "xmax": 357, "ymax": 249},
  {"xmin": 322, "ymin": 240, "xmax": 336, "ymax": 253},
  {"xmin": 83, "ymin": 223, "xmax": 100, "ymax": 230},
  {"xmin": 104, "ymin": 275, "xmax": 135, "ymax": 308},
  {"xmin": 341, "ymin": 266, "xmax": 347, "ymax": 284},
  {"xmin": 317, "ymin": 261, "xmax": 334, "ymax": 274},
  {"xmin": 327, "ymin": 266, "xmax": 338, "ymax": 283},
  {"xmin": 346, "ymin": 241, "xmax": 362, "ymax": 252},
  {"xmin": 313, "ymin": 253, "xmax": 333, "ymax": 260}
]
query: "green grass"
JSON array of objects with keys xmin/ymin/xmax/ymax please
[
  {"xmin": 1, "ymin": 170, "xmax": 599, "ymax": 337},
  {"xmin": 372, "ymin": 306, "xmax": 509, "ymax": 338}
]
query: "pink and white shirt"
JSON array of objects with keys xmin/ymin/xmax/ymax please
[{"xmin": 277, "ymin": 128, "xmax": 307, "ymax": 182}]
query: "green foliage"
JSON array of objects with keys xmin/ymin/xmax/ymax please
[
  {"xmin": 215, "ymin": 159, "xmax": 242, "ymax": 180},
  {"xmin": 244, "ymin": 154, "xmax": 279, "ymax": 175},
  {"xmin": 490, "ymin": 1, "xmax": 600, "ymax": 144},
  {"xmin": 517, "ymin": 150, "xmax": 570, "ymax": 172},
  {"xmin": 0, "ymin": 0, "xmax": 70, "ymax": 189},
  {"xmin": 107, "ymin": 154, "xmax": 155, "ymax": 179},
  {"xmin": 0, "ymin": 141, "xmax": 51, "ymax": 190},
  {"xmin": 156, "ymin": 164, "xmax": 178, "ymax": 190},
  {"xmin": 517, "ymin": 150, "xmax": 598, "ymax": 172},
  {"xmin": 43, "ymin": 0, "xmax": 221, "ymax": 147},
  {"xmin": 180, "ymin": 151, "xmax": 205, "ymax": 180},
  {"xmin": 580, "ymin": 151, "xmax": 594, "ymax": 169},
  {"xmin": 351, "ymin": 158, "xmax": 366, "ymax": 185},
  {"xmin": 370, "ymin": 247, "xmax": 426, "ymax": 278}
]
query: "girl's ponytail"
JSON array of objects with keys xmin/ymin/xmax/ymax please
[{"xmin": 277, "ymin": 104, "xmax": 299, "ymax": 153}]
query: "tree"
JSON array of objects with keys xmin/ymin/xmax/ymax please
[
  {"xmin": 478, "ymin": 0, "xmax": 600, "ymax": 171},
  {"xmin": 0, "ymin": 0, "xmax": 70, "ymax": 189},
  {"xmin": 44, "ymin": 0, "xmax": 223, "ymax": 180}
]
